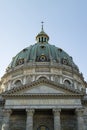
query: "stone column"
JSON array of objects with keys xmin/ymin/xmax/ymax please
[
  {"xmin": 75, "ymin": 108, "xmax": 85, "ymax": 130},
  {"xmin": 53, "ymin": 108, "xmax": 61, "ymax": 130},
  {"xmin": 1, "ymin": 109, "xmax": 12, "ymax": 130},
  {"xmin": 26, "ymin": 109, "xmax": 35, "ymax": 130}
]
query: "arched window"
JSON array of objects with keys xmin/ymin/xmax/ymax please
[
  {"xmin": 39, "ymin": 38, "xmax": 40, "ymax": 42},
  {"xmin": 64, "ymin": 80, "xmax": 71, "ymax": 86},
  {"xmin": 42, "ymin": 37, "xmax": 43, "ymax": 42},
  {"xmin": 37, "ymin": 125, "xmax": 49, "ymax": 130},
  {"xmin": 14, "ymin": 80, "xmax": 22, "ymax": 86},
  {"xmin": 39, "ymin": 76, "xmax": 47, "ymax": 80},
  {"xmin": 44, "ymin": 37, "xmax": 46, "ymax": 42}
]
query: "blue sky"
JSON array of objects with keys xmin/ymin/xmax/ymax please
[{"xmin": 0, "ymin": 0, "xmax": 87, "ymax": 81}]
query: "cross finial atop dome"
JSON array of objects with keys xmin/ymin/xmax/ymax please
[
  {"xmin": 36, "ymin": 22, "xmax": 49, "ymax": 43},
  {"xmin": 41, "ymin": 21, "xmax": 44, "ymax": 31}
]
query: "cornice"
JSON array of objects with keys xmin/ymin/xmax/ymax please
[
  {"xmin": 2, "ymin": 93, "xmax": 84, "ymax": 99},
  {"xmin": 2, "ymin": 62, "xmax": 83, "ymax": 79}
]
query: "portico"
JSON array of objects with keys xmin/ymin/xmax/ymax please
[
  {"xmin": 1, "ymin": 107, "xmax": 85, "ymax": 130},
  {"xmin": 1, "ymin": 78, "xmax": 85, "ymax": 130}
]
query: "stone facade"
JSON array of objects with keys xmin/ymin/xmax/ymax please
[
  {"xmin": 0, "ymin": 78, "xmax": 87, "ymax": 130},
  {"xmin": 0, "ymin": 28, "xmax": 87, "ymax": 130}
]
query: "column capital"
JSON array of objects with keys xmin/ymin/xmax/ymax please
[
  {"xmin": 75, "ymin": 108, "xmax": 84, "ymax": 116},
  {"xmin": 3, "ymin": 109, "xmax": 12, "ymax": 116},
  {"xmin": 26, "ymin": 108, "xmax": 35, "ymax": 116},
  {"xmin": 53, "ymin": 108, "xmax": 61, "ymax": 116}
]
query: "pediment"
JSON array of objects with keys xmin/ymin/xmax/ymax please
[
  {"xmin": 2, "ymin": 79, "xmax": 82, "ymax": 97},
  {"xmin": 16, "ymin": 84, "xmax": 65, "ymax": 94}
]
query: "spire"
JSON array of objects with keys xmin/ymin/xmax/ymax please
[{"xmin": 41, "ymin": 21, "xmax": 44, "ymax": 31}]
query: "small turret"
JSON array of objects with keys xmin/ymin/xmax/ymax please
[{"xmin": 36, "ymin": 22, "xmax": 49, "ymax": 43}]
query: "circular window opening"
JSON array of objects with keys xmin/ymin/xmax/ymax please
[
  {"xmin": 16, "ymin": 58, "xmax": 24, "ymax": 66},
  {"xmin": 40, "ymin": 45, "xmax": 46, "ymax": 49},
  {"xmin": 39, "ymin": 55, "xmax": 47, "ymax": 61}
]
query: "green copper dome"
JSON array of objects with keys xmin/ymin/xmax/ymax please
[{"xmin": 7, "ymin": 29, "xmax": 78, "ymax": 71}]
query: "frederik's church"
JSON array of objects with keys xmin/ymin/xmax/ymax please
[{"xmin": 0, "ymin": 25, "xmax": 87, "ymax": 130}]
